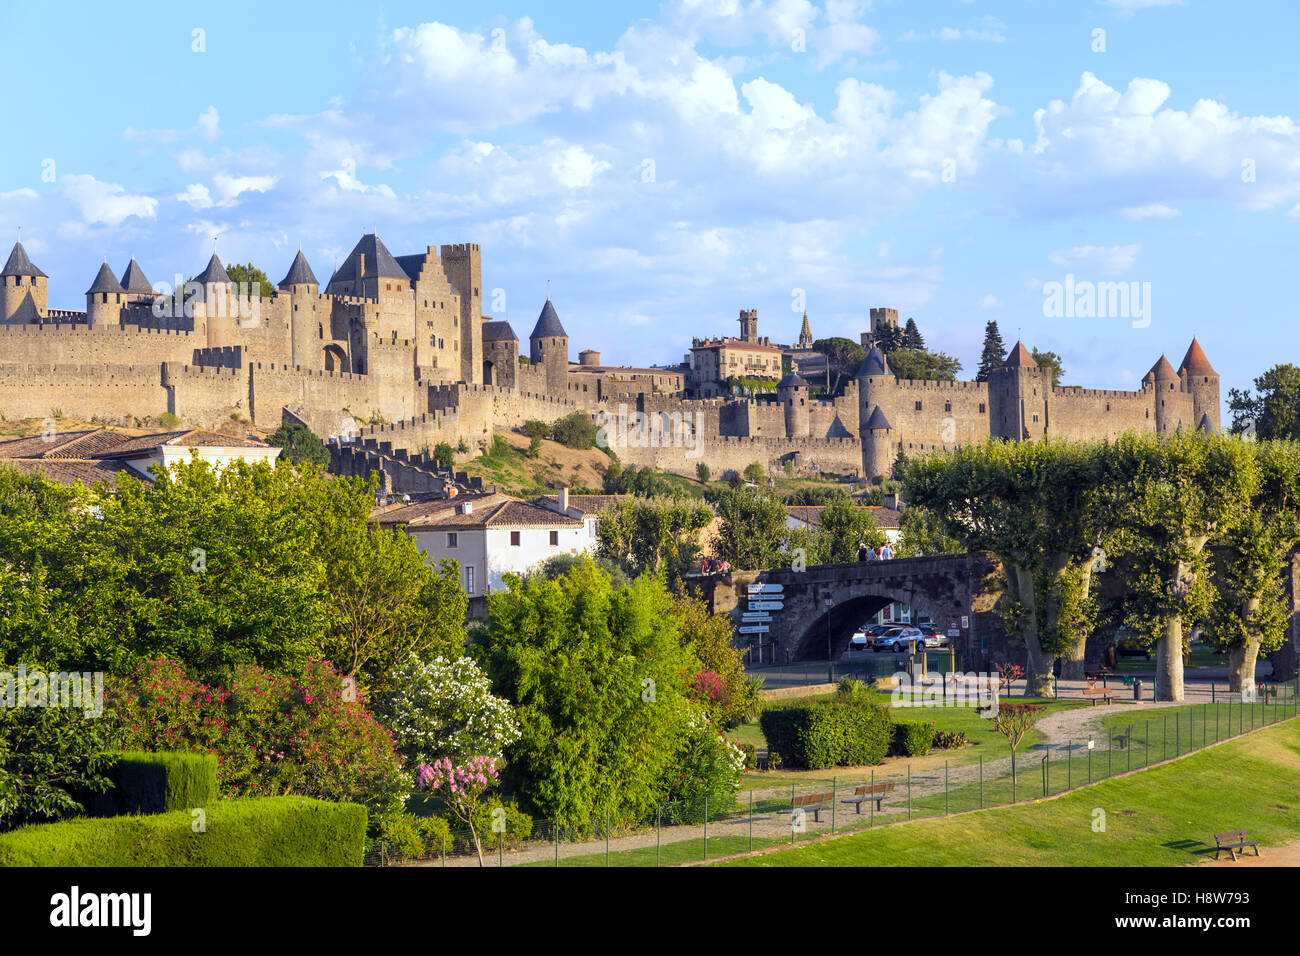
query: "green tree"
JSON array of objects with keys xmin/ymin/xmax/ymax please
[
  {"xmin": 1203, "ymin": 440, "xmax": 1300, "ymax": 692},
  {"xmin": 1228, "ymin": 364, "xmax": 1300, "ymax": 440},
  {"xmin": 695, "ymin": 462, "xmax": 711, "ymax": 483},
  {"xmin": 975, "ymin": 320, "xmax": 1006, "ymax": 383},
  {"xmin": 895, "ymin": 503, "xmax": 964, "ymax": 557},
  {"xmin": 812, "ymin": 337, "xmax": 867, "ymax": 384},
  {"xmin": 794, "ymin": 493, "xmax": 885, "ymax": 564},
  {"xmin": 549, "ymin": 411, "xmax": 598, "ymax": 449},
  {"xmin": 595, "ymin": 497, "xmax": 713, "ymax": 583},
  {"xmin": 743, "ymin": 462, "xmax": 766, "ymax": 484},
  {"xmin": 900, "ymin": 440, "xmax": 1108, "ymax": 694},
  {"xmin": 432, "ymin": 442, "xmax": 454, "ymax": 469},
  {"xmin": 481, "ymin": 559, "xmax": 696, "ymax": 829},
  {"xmin": 1094, "ymin": 432, "xmax": 1255, "ymax": 701},
  {"xmin": 674, "ymin": 595, "xmax": 761, "ymax": 729},
  {"xmin": 225, "ymin": 263, "xmax": 276, "ymax": 298},
  {"xmin": 902, "ymin": 317, "xmax": 925, "ymax": 350},
  {"xmin": 886, "ymin": 348, "xmax": 962, "ymax": 381},
  {"xmin": 266, "ymin": 422, "xmax": 330, "ymax": 467},
  {"xmin": 1031, "ymin": 348, "xmax": 1065, "ymax": 387},
  {"xmin": 713, "ymin": 487, "xmax": 788, "ymax": 570}
]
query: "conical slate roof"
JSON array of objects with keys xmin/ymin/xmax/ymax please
[
  {"xmin": 778, "ymin": 372, "xmax": 808, "ymax": 389},
  {"xmin": 1004, "ymin": 341, "xmax": 1037, "ymax": 367},
  {"xmin": 1150, "ymin": 355, "xmax": 1178, "ymax": 381},
  {"xmin": 482, "ymin": 320, "xmax": 518, "ymax": 342},
  {"xmin": 331, "ymin": 233, "xmax": 405, "ymax": 282},
  {"xmin": 1177, "ymin": 338, "xmax": 1217, "ymax": 376},
  {"xmin": 855, "ymin": 345, "xmax": 890, "ymax": 377},
  {"xmin": 863, "ymin": 404, "xmax": 892, "ymax": 431},
  {"xmin": 530, "ymin": 298, "xmax": 567, "ymax": 339},
  {"xmin": 1196, "ymin": 412, "xmax": 1216, "ymax": 435},
  {"xmin": 86, "ymin": 261, "xmax": 125, "ymax": 295},
  {"xmin": 1, "ymin": 241, "xmax": 46, "ymax": 278},
  {"xmin": 120, "ymin": 258, "xmax": 153, "ymax": 293},
  {"xmin": 195, "ymin": 253, "xmax": 230, "ymax": 284},
  {"xmin": 279, "ymin": 249, "xmax": 319, "ymax": 288}
]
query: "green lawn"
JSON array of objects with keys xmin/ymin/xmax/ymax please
[
  {"xmin": 733, "ymin": 692, "xmax": 1081, "ymax": 789},
  {"xmin": 720, "ymin": 714, "xmax": 1300, "ymax": 866}
]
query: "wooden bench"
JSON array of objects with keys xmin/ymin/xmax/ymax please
[
  {"xmin": 841, "ymin": 782, "xmax": 896, "ymax": 813},
  {"xmin": 1083, "ymin": 676, "xmax": 1112, "ymax": 706},
  {"xmin": 784, "ymin": 792, "xmax": 835, "ymax": 823},
  {"xmin": 1115, "ymin": 724, "xmax": 1135, "ymax": 749},
  {"xmin": 1213, "ymin": 830, "xmax": 1261, "ymax": 861}
]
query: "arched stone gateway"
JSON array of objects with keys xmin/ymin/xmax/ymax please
[
  {"xmin": 323, "ymin": 343, "xmax": 349, "ymax": 373},
  {"xmin": 705, "ymin": 554, "xmax": 1005, "ymax": 667}
]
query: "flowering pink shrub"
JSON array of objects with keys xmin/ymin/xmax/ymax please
[
  {"xmin": 107, "ymin": 657, "xmax": 407, "ymax": 819},
  {"xmin": 690, "ymin": 670, "xmax": 729, "ymax": 704},
  {"xmin": 416, "ymin": 756, "xmax": 500, "ymax": 865}
]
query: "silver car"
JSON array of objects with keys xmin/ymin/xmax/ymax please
[{"xmin": 872, "ymin": 626, "xmax": 926, "ymax": 652}]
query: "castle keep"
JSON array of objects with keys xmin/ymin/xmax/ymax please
[{"xmin": 0, "ymin": 234, "xmax": 1220, "ymax": 485}]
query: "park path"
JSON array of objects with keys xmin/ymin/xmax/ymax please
[{"xmin": 409, "ymin": 684, "xmax": 1260, "ymax": 868}]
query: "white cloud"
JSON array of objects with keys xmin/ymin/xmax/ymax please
[
  {"xmin": 977, "ymin": 294, "xmax": 999, "ymax": 309},
  {"xmin": 197, "ymin": 106, "xmax": 221, "ymax": 141},
  {"xmin": 1048, "ymin": 243, "xmax": 1141, "ymax": 276},
  {"xmin": 61, "ymin": 174, "xmax": 158, "ymax": 226},
  {"xmin": 1029, "ymin": 73, "xmax": 1300, "ymax": 214},
  {"xmin": 1120, "ymin": 203, "xmax": 1181, "ymax": 220}
]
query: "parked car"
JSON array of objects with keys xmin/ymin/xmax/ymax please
[
  {"xmin": 915, "ymin": 623, "xmax": 949, "ymax": 648},
  {"xmin": 849, "ymin": 623, "xmax": 893, "ymax": 649},
  {"xmin": 872, "ymin": 626, "xmax": 927, "ymax": 652}
]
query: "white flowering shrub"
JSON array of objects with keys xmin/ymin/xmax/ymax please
[{"xmin": 375, "ymin": 655, "xmax": 521, "ymax": 765}]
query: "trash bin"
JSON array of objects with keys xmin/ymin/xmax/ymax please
[{"xmin": 1132, "ymin": 679, "xmax": 1143, "ymax": 701}]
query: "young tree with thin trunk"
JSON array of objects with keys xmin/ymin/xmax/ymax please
[{"xmin": 1095, "ymin": 432, "xmax": 1254, "ymax": 701}]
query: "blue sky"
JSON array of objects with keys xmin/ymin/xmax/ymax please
[{"xmin": 2, "ymin": 0, "xmax": 1298, "ymax": 402}]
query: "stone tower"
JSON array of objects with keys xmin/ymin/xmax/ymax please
[
  {"xmin": 85, "ymin": 262, "xmax": 126, "ymax": 329},
  {"xmin": 861, "ymin": 404, "xmax": 895, "ymax": 479},
  {"xmin": 1148, "ymin": 355, "xmax": 1181, "ymax": 433},
  {"xmin": 738, "ymin": 308, "xmax": 758, "ymax": 343},
  {"xmin": 855, "ymin": 345, "xmax": 895, "ymax": 476},
  {"xmin": 440, "ymin": 243, "xmax": 483, "ymax": 385},
  {"xmin": 194, "ymin": 253, "xmax": 235, "ymax": 347},
  {"xmin": 866, "ymin": 307, "xmax": 898, "ymax": 347},
  {"xmin": 482, "ymin": 320, "xmax": 518, "ymax": 388},
  {"xmin": 279, "ymin": 250, "xmax": 322, "ymax": 368},
  {"xmin": 778, "ymin": 372, "xmax": 810, "ymax": 439},
  {"xmin": 988, "ymin": 341, "xmax": 1048, "ymax": 440},
  {"xmin": 529, "ymin": 298, "xmax": 569, "ymax": 396},
  {"xmin": 1177, "ymin": 338, "xmax": 1220, "ymax": 433},
  {"xmin": 0, "ymin": 241, "xmax": 48, "ymax": 324}
]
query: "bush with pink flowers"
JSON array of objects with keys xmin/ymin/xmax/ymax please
[{"xmin": 107, "ymin": 657, "xmax": 407, "ymax": 821}]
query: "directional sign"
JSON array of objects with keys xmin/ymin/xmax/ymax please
[
  {"xmin": 961, "ymin": 615, "xmax": 969, "ymax": 629},
  {"xmin": 738, "ymin": 625, "xmax": 770, "ymax": 634},
  {"xmin": 742, "ymin": 612, "xmax": 772, "ymax": 621},
  {"xmin": 748, "ymin": 601, "xmax": 783, "ymax": 611},
  {"xmin": 747, "ymin": 583, "xmax": 785, "ymax": 595}
]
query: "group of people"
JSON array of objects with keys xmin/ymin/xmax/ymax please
[
  {"xmin": 700, "ymin": 556, "xmax": 732, "ymax": 575},
  {"xmin": 858, "ymin": 542, "xmax": 896, "ymax": 561}
]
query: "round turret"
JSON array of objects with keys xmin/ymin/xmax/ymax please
[{"xmin": 777, "ymin": 372, "xmax": 810, "ymax": 439}]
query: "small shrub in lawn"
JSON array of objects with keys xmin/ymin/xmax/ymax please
[
  {"xmin": 933, "ymin": 729, "xmax": 969, "ymax": 750},
  {"xmin": 737, "ymin": 743, "xmax": 757, "ymax": 770},
  {"xmin": 893, "ymin": 721, "xmax": 935, "ymax": 757},
  {"xmin": 765, "ymin": 750, "xmax": 783, "ymax": 770}
]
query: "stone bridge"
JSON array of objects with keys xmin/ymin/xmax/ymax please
[{"xmin": 704, "ymin": 553, "xmax": 1007, "ymax": 667}]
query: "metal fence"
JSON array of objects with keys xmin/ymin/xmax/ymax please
[
  {"xmin": 366, "ymin": 678, "xmax": 1299, "ymax": 867},
  {"xmin": 746, "ymin": 652, "xmax": 965, "ymax": 691}
]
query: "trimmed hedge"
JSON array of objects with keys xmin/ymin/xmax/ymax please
[
  {"xmin": 111, "ymin": 752, "xmax": 218, "ymax": 816},
  {"xmin": 0, "ymin": 797, "xmax": 366, "ymax": 867},
  {"xmin": 759, "ymin": 699, "xmax": 892, "ymax": 770}
]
